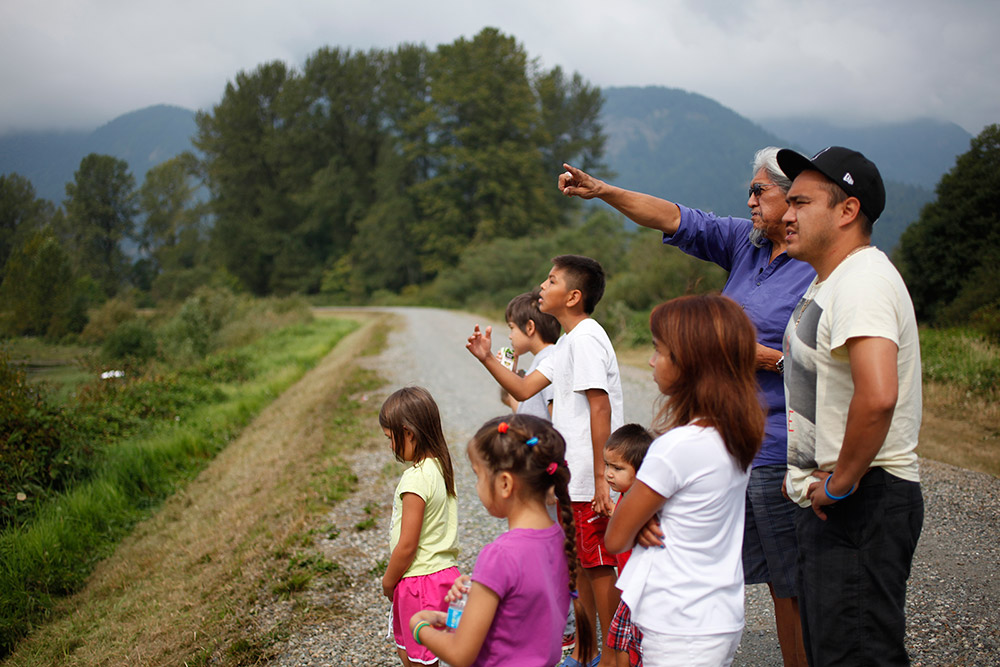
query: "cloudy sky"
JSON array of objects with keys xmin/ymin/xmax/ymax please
[{"xmin": 1, "ymin": 0, "xmax": 997, "ymax": 136}]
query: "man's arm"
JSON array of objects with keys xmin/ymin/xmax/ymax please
[
  {"xmin": 559, "ymin": 163, "xmax": 681, "ymax": 235},
  {"xmin": 466, "ymin": 324, "xmax": 551, "ymax": 401},
  {"xmin": 756, "ymin": 343, "xmax": 784, "ymax": 373},
  {"xmin": 806, "ymin": 336, "xmax": 899, "ymax": 519},
  {"xmin": 586, "ymin": 388, "xmax": 614, "ymax": 516}
]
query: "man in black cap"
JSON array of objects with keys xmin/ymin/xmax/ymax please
[{"xmin": 776, "ymin": 146, "xmax": 924, "ymax": 666}]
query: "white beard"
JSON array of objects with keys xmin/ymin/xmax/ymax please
[{"xmin": 749, "ymin": 226, "xmax": 767, "ymax": 248}]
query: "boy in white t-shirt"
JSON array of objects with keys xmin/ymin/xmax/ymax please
[
  {"xmin": 498, "ymin": 289, "xmax": 560, "ymax": 420},
  {"xmin": 466, "ymin": 254, "xmax": 625, "ymax": 667}
]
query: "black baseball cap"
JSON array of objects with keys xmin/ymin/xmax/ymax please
[{"xmin": 777, "ymin": 146, "xmax": 886, "ymax": 223}]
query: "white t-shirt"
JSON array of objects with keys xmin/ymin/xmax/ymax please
[
  {"xmin": 516, "ymin": 344, "xmax": 555, "ymax": 420},
  {"xmin": 616, "ymin": 425, "xmax": 749, "ymax": 635},
  {"xmin": 783, "ymin": 247, "xmax": 922, "ymax": 506},
  {"xmin": 536, "ymin": 318, "xmax": 625, "ymax": 501}
]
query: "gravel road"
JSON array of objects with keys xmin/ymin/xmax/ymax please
[{"xmin": 269, "ymin": 307, "xmax": 1000, "ymax": 667}]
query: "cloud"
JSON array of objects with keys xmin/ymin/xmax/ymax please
[{"xmin": 0, "ymin": 0, "xmax": 997, "ymax": 135}]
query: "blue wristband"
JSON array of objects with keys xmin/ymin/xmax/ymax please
[{"xmin": 824, "ymin": 475, "xmax": 855, "ymax": 500}]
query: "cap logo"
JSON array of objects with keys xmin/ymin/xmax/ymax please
[{"xmin": 843, "ymin": 173, "xmax": 855, "ymax": 186}]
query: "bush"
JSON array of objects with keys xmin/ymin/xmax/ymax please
[
  {"xmin": 0, "ymin": 352, "xmax": 93, "ymax": 529},
  {"xmin": 159, "ymin": 287, "xmax": 242, "ymax": 362},
  {"xmin": 101, "ymin": 320, "xmax": 158, "ymax": 363},
  {"xmin": 79, "ymin": 296, "xmax": 137, "ymax": 344}
]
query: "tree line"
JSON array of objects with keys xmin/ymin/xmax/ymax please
[
  {"xmin": 0, "ymin": 24, "xmax": 997, "ymax": 342},
  {"xmin": 0, "ymin": 28, "xmax": 606, "ymax": 337}
]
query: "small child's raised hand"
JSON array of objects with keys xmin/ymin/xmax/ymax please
[
  {"xmin": 465, "ymin": 324, "xmax": 493, "ymax": 362},
  {"xmin": 445, "ymin": 574, "xmax": 471, "ymax": 603}
]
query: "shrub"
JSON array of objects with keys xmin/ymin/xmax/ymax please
[
  {"xmin": 79, "ymin": 296, "xmax": 137, "ymax": 344},
  {"xmin": 101, "ymin": 320, "xmax": 157, "ymax": 363},
  {"xmin": 0, "ymin": 352, "xmax": 93, "ymax": 529},
  {"xmin": 158, "ymin": 287, "xmax": 242, "ymax": 362}
]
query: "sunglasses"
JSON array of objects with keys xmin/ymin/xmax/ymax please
[{"xmin": 748, "ymin": 183, "xmax": 776, "ymax": 198}]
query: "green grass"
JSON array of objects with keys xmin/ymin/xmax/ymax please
[
  {"xmin": 919, "ymin": 327, "xmax": 1000, "ymax": 396},
  {"xmin": 0, "ymin": 317, "xmax": 359, "ymax": 656}
]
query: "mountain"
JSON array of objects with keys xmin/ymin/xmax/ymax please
[
  {"xmin": 600, "ymin": 86, "xmax": 789, "ymax": 219},
  {"xmin": 599, "ymin": 86, "xmax": 951, "ymax": 252},
  {"xmin": 0, "ymin": 105, "xmax": 198, "ymax": 203},
  {"xmin": 755, "ymin": 117, "xmax": 972, "ymax": 190}
]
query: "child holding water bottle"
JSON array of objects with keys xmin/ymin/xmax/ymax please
[{"xmin": 409, "ymin": 415, "xmax": 594, "ymax": 667}]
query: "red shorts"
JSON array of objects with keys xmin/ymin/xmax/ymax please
[{"xmin": 572, "ymin": 502, "xmax": 615, "ymax": 569}]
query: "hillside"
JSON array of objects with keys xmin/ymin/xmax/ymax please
[
  {"xmin": 600, "ymin": 86, "xmax": 946, "ymax": 253},
  {"xmin": 600, "ymin": 86, "xmax": 791, "ymax": 218}
]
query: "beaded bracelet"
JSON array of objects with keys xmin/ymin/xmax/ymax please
[
  {"xmin": 824, "ymin": 475, "xmax": 856, "ymax": 500},
  {"xmin": 413, "ymin": 621, "xmax": 431, "ymax": 645}
]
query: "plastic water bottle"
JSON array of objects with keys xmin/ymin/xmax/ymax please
[{"xmin": 446, "ymin": 592, "xmax": 467, "ymax": 632}]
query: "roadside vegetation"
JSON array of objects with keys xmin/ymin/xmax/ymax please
[
  {"xmin": 0, "ymin": 289, "xmax": 359, "ymax": 657},
  {"xmin": 0, "ymin": 311, "xmax": 386, "ymax": 667}
]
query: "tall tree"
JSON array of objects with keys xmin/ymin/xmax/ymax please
[
  {"xmin": 413, "ymin": 28, "xmax": 558, "ymax": 275},
  {"xmin": 897, "ymin": 123, "xmax": 1000, "ymax": 330},
  {"xmin": 138, "ymin": 152, "xmax": 206, "ymax": 274},
  {"xmin": 0, "ymin": 173, "xmax": 56, "ymax": 279},
  {"xmin": 0, "ymin": 230, "xmax": 86, "ymax": 337},
  {"xmin": 195, "ymin": 61, "xmax": 292, "ymax": 295},
  {"xmin": 533, "ymin": 65, "xmax": 607, "ymax": 181},
  {"xmin": 274, "ymin": 47, "xmax": 387, "ymax": 293},
  {"xmin": 63, "ymin": 154, "xmax": 138, "ymax": 297}
]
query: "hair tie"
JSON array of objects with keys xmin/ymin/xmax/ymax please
[
  {"xmin": 497, "ymin": 422, "xmax": 509, "ymax": 434},
  {"xmin": 546, "ymin": 462, "xmax": 558, "ymax": 475},
  {"xmin": 570, "ymin": 590, "xmax": 580, "ymax": 599},
  {"xmin": 525, "ymin": 437, "xmax": 538, "ymax": 447}
]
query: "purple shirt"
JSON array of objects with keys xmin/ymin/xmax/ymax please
[
  {"xmin": 664, "ymin": 205, "xmax": 816, "ymax": 467},
  {"xmin": 470, "ymin": 523, "xmax": 570, "ymax": 667}
]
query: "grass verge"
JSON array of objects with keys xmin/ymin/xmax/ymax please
[{"xmin": 0, "ymin": 316, "xmax": 360, "ymax": 658}]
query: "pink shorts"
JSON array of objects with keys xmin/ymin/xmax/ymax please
[
  {"xmin": 572, "ymin": 502, "xmax": 615, "ymax": 569},
  {"xmin": 391, "ymin": 566, "xmax": 459, "ymax": 664}
]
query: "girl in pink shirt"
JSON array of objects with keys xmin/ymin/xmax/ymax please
[{"xmin": 409, "ymin": 415, "xmax": 594, "ymax": 667}]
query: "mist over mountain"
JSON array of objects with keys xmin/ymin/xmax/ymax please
[
  {"xmin": 755, "ymin": 117, "xmax": 972, "ymax": 190},
  {"xmin": 0, "ymin": 104, "xmax": 197, "ymax": 204},
  {"xmin": 600, "ymin": 87, "xmax": 959, "ymax": 252},
  {"xmin": 1, "ymin": 89, "xmax": 968, "ymax": 254}
]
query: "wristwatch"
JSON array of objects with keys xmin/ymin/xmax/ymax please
[{"xmin": 776, "ymin": 355, "xmax": 784, "ymax": 375}]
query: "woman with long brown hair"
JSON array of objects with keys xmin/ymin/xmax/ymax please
[{"xmin": 605, "ymin": 294, "xmax": 764, "ymax": 667}]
